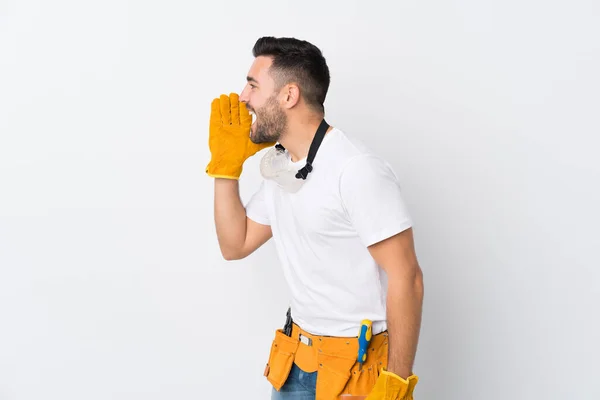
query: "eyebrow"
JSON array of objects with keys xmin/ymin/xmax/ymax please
[{"xmin": 246, "ymin": 76, "xmax": 259, "ymax": 85}]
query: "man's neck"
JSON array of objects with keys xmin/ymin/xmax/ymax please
[{"xmin": 279, "ymin": 116, "xmax": 331, "ymax": 162}]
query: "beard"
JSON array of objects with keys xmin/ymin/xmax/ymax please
[{"xmin": 249, "ymin": 94, "xmax": 288, "ymax": 144}]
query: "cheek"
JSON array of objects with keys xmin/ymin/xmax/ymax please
[{"xmin": 251, "ymin": 92, "xmax": 268, "ymax": 108}]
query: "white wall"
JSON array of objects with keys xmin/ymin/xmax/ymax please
[{"xmin": 1, "ymin": 0, "xmax": 599, "ymax": 399}]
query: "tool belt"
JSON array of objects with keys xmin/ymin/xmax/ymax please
[{"xmin": 264, "ymin": 316, "xmax": 389, "ymax": 400}]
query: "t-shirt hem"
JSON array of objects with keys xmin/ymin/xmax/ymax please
[
  {"xmin": 363, "ymin": 220, "xmax": 413, "ymax": 247},
  {"xmin": 293, "ymin": 317, "xmax": 389, "ymax": 337},
  {"xmin": 246, "ymin": 213, "xmax": 270, "ymax": 226}
]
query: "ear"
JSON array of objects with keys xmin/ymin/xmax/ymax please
[{"xmin": 280, "ymin": 83, "xmax": 300, "ymax": 109}]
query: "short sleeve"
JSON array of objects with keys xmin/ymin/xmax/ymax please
[
  {"xmin": 339, "ymin": 154, "xmax": 413, "ymax": 247},
  {"xmin": 245, "ymin": 181, "xmax": 271, "ymax": 226}
]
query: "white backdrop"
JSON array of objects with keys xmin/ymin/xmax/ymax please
[{"xmin": 1, "ymin": 0, "xmax": 599, "ymax": 399}]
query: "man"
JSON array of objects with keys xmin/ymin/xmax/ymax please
[{"xmin": 206, "ymin": 36, "xmax": 424, "ymax": 400}]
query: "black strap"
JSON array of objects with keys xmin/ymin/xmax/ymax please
[
  {"xmin": 283, "ymin": 307, "xmax": 293, "ymax": 336},
  {"xmin": 295, "ymin": 119, "xmax": 329, "ymax": 180},
  {"xmin": 276, "ymin": 119, "xmax": 330, "ymax": 180}
]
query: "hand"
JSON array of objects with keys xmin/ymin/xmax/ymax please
[
  {"xmin": 205, "ymin": 93, "xmax": 274, "ymax": 179},
  {"xmin": 364, "ymin": 369, "xmax": 418, "ymax": 400}
]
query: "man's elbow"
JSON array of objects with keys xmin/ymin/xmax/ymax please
[
  {"xmin": 386, "ymin": 263, "xmax": 424, "ymax": 300},
  {"xmin": 220, "ymin": 247, "xmax": 245, "ymax": 261},
  {"xmin": 223, "ymin": 252, "xmax": 246, "ymax": 261},
  {"xmin": 222, "ymin": 252, "xmax": 239, "ymax": 261},
  {"xmin": 413, "ymin": 264, "xmax": 424, "ymax": 298}
]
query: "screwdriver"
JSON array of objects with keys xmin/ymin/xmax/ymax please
[{"xmin": 357, "ymin": 319, "xmax": 372, "ymax": 371}]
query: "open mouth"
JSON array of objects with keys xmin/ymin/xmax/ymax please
[{"xmin": 249, "ymin": 110, "xmax": 257, "ymax": 133}]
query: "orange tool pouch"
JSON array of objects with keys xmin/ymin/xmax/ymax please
[
  {"xmin": 264, "ymin": 323, "xmax": 389, "ymax": 400},
  {"xmin": 263, "ymin": 328, "xmax": 301, "ymax": 390}
]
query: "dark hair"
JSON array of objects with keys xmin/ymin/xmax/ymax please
[{"xmin": 252, "ymin": 36, "xmax": 330, "ymax": 114}]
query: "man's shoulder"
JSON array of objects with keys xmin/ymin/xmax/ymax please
[
  {"xmin": 323, "ymin": 127, "xmax": 377, "ymax": 164},
  {"xmin": 324, "ymin": 127, "xmax": 393, "ymax": 176}
]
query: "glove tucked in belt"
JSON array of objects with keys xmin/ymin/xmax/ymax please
[
  {"xmin": 205, "ymin": 93, "xmax": 274, "ymax": 179},
  {"xmin": 365, "ymin": 369, "xmax": 419, "ymax": 400}
]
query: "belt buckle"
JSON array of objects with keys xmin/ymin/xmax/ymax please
[{"xmin": 299, "ymin": 333, "xmax": 312, "ymax": 346}]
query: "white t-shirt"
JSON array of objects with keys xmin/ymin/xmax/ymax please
[{"xmin": 245, "ymin": 127, "xmax": 413, "ymax": 337}]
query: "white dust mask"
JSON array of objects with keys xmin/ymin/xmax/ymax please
[
  {"xmin": 259, "ymin": 119, "xmax": 330, "ymax": 193},
  {"xmin": 259, "ymin": 145, "xmax": 305, "ymax": 193}
]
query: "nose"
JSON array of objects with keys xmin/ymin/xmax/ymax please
[{"xmin": 239, "ymin": 85, "xmax": 249, "ymax": 103}]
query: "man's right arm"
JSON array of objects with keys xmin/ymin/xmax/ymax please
[{"xmin": 213, "ymin": 178, "xmax": 272, "ymax": 260}]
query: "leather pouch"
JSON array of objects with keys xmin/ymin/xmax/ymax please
[{"xmin": 264, "ymin": 329, "xmax": 300, "ymax": 391}]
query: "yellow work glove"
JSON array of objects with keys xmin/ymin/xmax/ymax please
[
  {"xmin": 365, "ymin": 369, "xmax": 419, "ymax": 400},
  {"xmin": 205, "ymin": 92, "xmax": 274, "ymax": 179}
]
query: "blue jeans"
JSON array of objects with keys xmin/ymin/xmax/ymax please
[{"xmin": 271, "ymin": 363, "xmax": 317, "ymax": 399}]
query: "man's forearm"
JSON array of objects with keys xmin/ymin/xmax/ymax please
[
  {"xmin": 214, "ymin": 178, "xmax": 247, "ymax": 259},
  {"xmin": 385, "ymin": 268, "xmax": 424, "ymax": 378}
]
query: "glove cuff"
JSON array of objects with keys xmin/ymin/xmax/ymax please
[
  {"xmin": 378, "ymin": 369, "xmax": 419, "ymax": 399},
  {"xmin": 205, "ymin": 160, "xmax": 243, "ymax": 180},
  {"xmin": 380, "ymin": 369, "xmax": 418, "ymax": 384}
]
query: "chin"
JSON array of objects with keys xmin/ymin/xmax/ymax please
[
  {"xmin": 249, "ymin": 133, "xmax": 263, "ymax": 145},
  {"xmin": 251, "ymin": 125, "xmax": 279, "ymax": 144}
]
